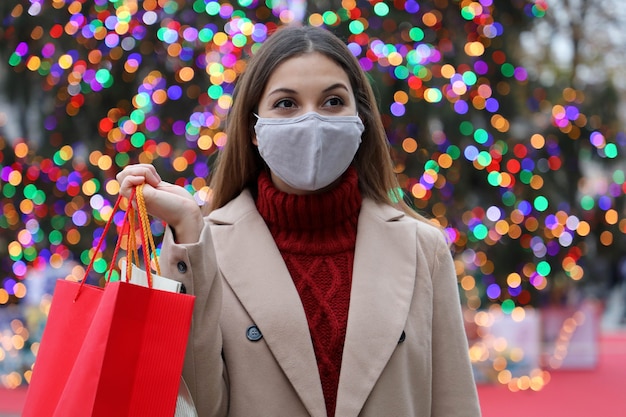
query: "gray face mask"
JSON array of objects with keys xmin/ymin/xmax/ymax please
[{"xmin": 254, "ymin": 112, "xmax": 364, "ymax": 191}]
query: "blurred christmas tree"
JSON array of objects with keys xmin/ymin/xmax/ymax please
[{"xmin": 0, "ymin": 0, "xmax": 624, "ymax": 388}]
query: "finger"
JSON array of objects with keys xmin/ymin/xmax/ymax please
[
  {"xmin": 119, "ymin": 174, "xmax": 150, "ymax": 198},
  {"xmin": 157, "ymin": 182, "xmax": 196, "ymax": 200},
  {"xmin": 117, "ymin": 164, "xmax": 162, "ymax": 187}
]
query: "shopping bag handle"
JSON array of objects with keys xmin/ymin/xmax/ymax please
[
  {"xmin": 135, "ymin": 183, "xmax": 161, "ymax": 276},
  {"xmin": 75, "ymin": 184, "xmax": 159, "ymax": 301},
  {"xmin": 107, "ymin": 184, "xmax": 160, "ymax": 285}
]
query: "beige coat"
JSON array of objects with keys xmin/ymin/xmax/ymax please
[{"xmin": 160, "ymin": 190, "xmax": 481, "ymax": 417}]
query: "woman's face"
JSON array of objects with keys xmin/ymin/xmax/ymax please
[
  {"xmin": 256, "ymin": 52, "xmax": 357, "ymax": 119},
  {"xmin": 253, "ymin": 52, "xmax": 358, "ymax": 194}
]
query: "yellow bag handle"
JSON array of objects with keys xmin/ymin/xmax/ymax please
[{"xmin": 123, "ymin": 184, "xmax": 161, "ymax": 287}]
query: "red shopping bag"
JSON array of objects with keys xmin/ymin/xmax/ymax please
[{"xmin": 23, "ymin": 185, "xmax": 195, "ymax": 417}]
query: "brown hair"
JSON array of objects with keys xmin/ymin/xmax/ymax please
[{"xmin": 207, "ymin": 25, "xmax": 427, "ymax": 222}]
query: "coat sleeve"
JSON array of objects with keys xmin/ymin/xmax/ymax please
[
  {"xmin": 430, "ymin": 232, "xmax": 482, "ymax": 416},
  {"xmin": 159, "ymin": 217, "xmax": 228, "ymax": 417}
]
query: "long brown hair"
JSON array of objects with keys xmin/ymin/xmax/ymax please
[{"xmin": 207, "ymin": 25, "xmax": 427, "ymax": 222}]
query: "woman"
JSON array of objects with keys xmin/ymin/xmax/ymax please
[{"xmin": 117, "ymin": 25, "xmax": 481, "ymax": 417}]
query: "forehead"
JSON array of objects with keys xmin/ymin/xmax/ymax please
[{"xmin": 264, "ymin": 52, "xmax": 352, "ymax": 90}]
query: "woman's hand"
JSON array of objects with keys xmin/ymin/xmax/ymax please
[{"xmin": 116, "ymin": 164, "xmax": 203, "ymax": 243}]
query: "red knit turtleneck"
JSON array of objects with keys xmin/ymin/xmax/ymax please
[{"xmin": 256, "ymin": 167, "xmax": 362, "ymax": 417}]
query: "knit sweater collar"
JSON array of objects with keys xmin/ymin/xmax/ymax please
[{"xmin": 255, "ymin": 167, "xmax": 362, "ymax": 253}]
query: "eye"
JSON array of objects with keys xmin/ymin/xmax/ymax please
[
  {"xmin": 274, "ymin": 98, "xmax": 297, "ymax": 108},
  {"xmin": 323, "ymin": 96, "xmax": 344, "ymax": 107}
]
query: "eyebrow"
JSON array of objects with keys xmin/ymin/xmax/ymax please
[{"xmin": 266, "ymin": 83, "xmax": 350, "ymax": 97}]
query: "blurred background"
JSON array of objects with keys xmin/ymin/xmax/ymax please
[{"xmin": 0, "ymin": 0, "xmax": 625, "ymax": 415}]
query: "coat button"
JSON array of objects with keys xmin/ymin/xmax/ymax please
[
  {"xmin": 398, "ymin": 331, "xmax": 406, "ymax": 344},
  {"xmin": 246, "ymin": 325, "xmax": 263, "ymax": 342},
  {"xmin": 177, "ymin": 261, "xmax": 188, "ymax": 273}
]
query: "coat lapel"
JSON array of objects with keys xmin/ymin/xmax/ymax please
[
  {"xmin": 208, "ymin": 191, "xmax": 327, "ymax": 417},
  {"xmin": 335, "ymin": 199, "xmax": 417, "ymax": 417},
  {"xmin": 209, "ymin": 193, "xmax": 417, "ymax": 417}
]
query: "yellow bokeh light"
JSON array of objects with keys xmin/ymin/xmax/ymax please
[
  {"xmin": 94, "ymin": 26, "xmax": 107, "ymax": 41},
  {"xmin": 493, "ymin": 356, "xmax": 507, "ymax": 371},
  {"xmin": 493, "ymin": 337, "xmax": 508, "ymax": 352},
  {"xmin": 166, "ymin": 43, "xmax": 182, "ymax": 59},
  {"xmin": 82, "ymin": 180, "xmax": 97, "ymax": 196},
  {"xmin": 213, "ymin": 32, "xmax": 228, "ymax": 46},
  {"xmin": 106, "ymin": 180, "xmax": 120, "ymax": 196},
  {"xmin": 517, "ymin": 375, "xmax": 532, "ymax": 390},
  {"xmin": 4, "ymin": 372, "xmax": 22, "ymax": 389},
  {"xmin": 240, "ymin": 21, "xmax": 254, "ymax": 36},
  {"xmin": 97, "ymin": 154, "xmax": 113, "ymax": 171},
  {"xmin": 14, "ymin": 142, "xmax": 29, "ymax": 158},
  {"xmin": 422, "ymin": 12, "xmax": 439, "ymax": 27},
  {"xmin": 491, "ymin": 115, "xmax": 510, "ymax": 132},
  {"xmin": 59, "ymin": 144, "xmax": 73, "ymax": 160},
  {"xmin": 394, "ymin": 91, "xmax": 409, "ymax": 104},
  {"xmin": 438, "ymin": 153, "xmax": 453, "ymax": 168},
  {"xmin": 13, "ymin": 282, "xmax": 27, "ymax": 299},
  {"xmin": 534, "ymin": 275, "xmax": 548, "ymax": 290},
  {"xmin": 441, "ymin": 64, "xmax": 455, "ymax": 79},
  {"xmin": 19, "ymin": 199, "xmax": 34, "ymax": 215},
  {"xmin": 411, "ymin": 183, "xmax": 427, "ymax": 199},
  {"xmin": 507, "ymin": 272, "xmax": 522, "ymax": 288},
  {"xmin": 67, "ymin": 229, "xmax": 81, "ymax": 245},
  {"xmin": 115, "ymin": 21, "xmax": 129, "ymax": 35},
  {"xmin": 472, "ymin": 96, "xmax": 486, "ymax": 110},
  {"xmin": 8, "ymin": 241, "xmax": 22, "ymax": 258},
  {"xmin": 218, "ymin": 95, "xmax": 233, "ymax": 110},
  {"xmin": 191, "ymin": 177, "xmax": 207, "ymax": 191},
  {"xmin": 424, "ymin": 88, "xmax": 441, "ymax": 103},
  {"xmin": 511, "ymin": 307, "xmax": 526, "ymax": 322},
  {"xmin": 152, "ymin": 89, "xmax": 167, "ymax": 105},
  {"xmin": 510, "ymin": 347, "xmax": 525, "ymax": 362},
  {"xmin": 50, "ymin": 253, "xmax": 64, "ymax": 269},
  {"xmin": 223, "ymin": 69, "xmax": 237, "ymax": 83},
  {"xmin": 452, "ymin": 80, "xmax": 467, "ymax": 95},
  {"xmin": 552, "ymin": 105, "xmax": 565, "ymax": 118},
  {"xmin": 497, "ymin": 370, "xmax": 512, "ymax": 384},
  {"xmin": 0, "ymin": 289, "xmax": 9, "ymax": 304},
  {"xmin": 529, "ymin": 175, "xmax": 544, "ymax": 190},
  {"xmin": 308, "ymin": 13, "xmax": 324, "ymax": 26},
  {"xmin": 341, "ymin": 0, "xmax": 356, "ymax": 10},
  {"xmin": 17, "ymin": 230, "xmax": 32, "ymax": 245},
  {"xmin": 88, "ymin": 49, "xmax": 103, "ymax": 64},
  {"xmin": 530, "ymin": 134, "xmax": 545, "ymax": 149},
  {"xmin": 402, "ymin": 137, "xmax": 418, "ymax": 153},
  {"xmin": 388, "ymin": 52, "xmax": 403, "ymax": 66},
  {"xmin": 69, "ymin": 0, "xmax": 83, "ymax": 13},
  {"xmin": 172, "ymin": 156, "xmax": 189, "ymax": 172},
  {"xmin": 279, "ymin": 9, "xmax": 295, "ymax": 23},
  {"xmin": 198, "ymin": 135, "xmax": 213, "ymax": 151},
  {"xmin": 58, "ymin": 54, "xmax": 73, "ymax": 70},
  {"xmin": 178, "ymin": 67, "xmax": 195, "ymax": 82},
  {"xmin": 577, "ymin": 221, "xmax": 591, "ymax": 236},
  {"xmin": 214, "ymin": 132, "xmax": 227, "ymax": 147},
  {"xmin": 605, "ymin": 209, "xmax": 618, "ymax": 225},
  {"xmin": 510, "ymin": 210, "xmax": 524, "ymax": 224},
  {"xmin": 525, "ymin": 217, "xmax": 539, "ymax": 232},
  {"xmin": 26, "ymin": 56, "xmax": 41, "ymax": 71},
  {"xmin": 464, "ymin": 41, "xmax": 485, "ymax": 57},
  {"xmin": 600, "ymin": 231, "xmax": 613, "ymax": 246},
  {"xmin": 461, "ymin": 275, "xmax": 476, "ymax": 291},
  {"xmin": 495, "ymin": 220, "xmax": 509, "ymax": 235}
]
